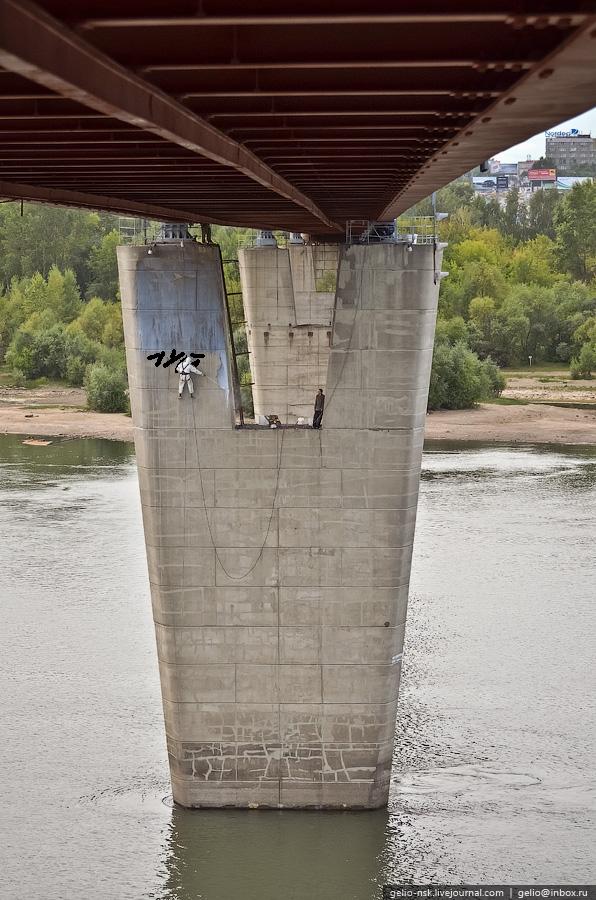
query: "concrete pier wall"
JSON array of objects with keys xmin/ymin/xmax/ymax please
[
  {"xmin": 239, "ymin": 244, "xmax": 338, "ymax": 424},
  {"xmin": 119, "ymin": 240, "xmax": 441, "ymax": 809}
]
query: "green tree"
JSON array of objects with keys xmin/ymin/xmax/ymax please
[
  {"xmin": 101, "ymin": 303, "xmax": 124, "ymax": 347},
  {"xmin": 6, "ymin": 321, "xmax": 67, "ymax": 380},
  {"xmin": 22, "ymin": 272, "xmax": 50, "ymax": 318},
  {"xmin": 509, "ymin": 236, "xmax": 558, "ymax": 286},
  {"xmin": 85, "ymin": 362, "xmax": 129, "ymax": 413},
  {"xmin": 492, "ymin": 296, "xmax": 530, "ymax": 366},
  {"xmin": 527, "ymin": 189, "xmax": 560, "ymax": 239},
  {"xmin": 503, "ymin": 187, "xmax": 527, "ymax": 242},
  {"xmin": 460, "ymin": 260, "xmax": 507, "ymax": 308},
  {"xmin": 570, "ymin": 343, "xmax": 596, "ymax": 379},
  {"xmin": 428, "ymin": 340, "xmax": 503, "ymax": 410},
  {"xmin": 434, "ymin": 315, "xmax": 469, "ymax": 345},
  {"xmin": 74, "ymin": 297, "xmax": 111, "ymax": 342},
  {"xmin": 554, "ymin": 181, "xmax": 596, "ymax": 282},
  {"xmin": 46, "ymin": 266, "xmax": 82, "ymax": 322},
  {"xmin": 87, "ymin": 229, "xmax": 121, "ymax": 300},
  {"xmin": 0, "ymin": 203, "xmax": 113, "ymax": 292},
  {"xmin": 505, "ymin": 284, "xmax": 559, "ymax": 361}
]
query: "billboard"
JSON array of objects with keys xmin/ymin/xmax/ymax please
[
  {"xmin": 528, "ymin": 168, "xmax": 556, "ymax": 181},
  {"xmin": 496, "ymin": 174, "xmax": 509, "ymax": 190}
]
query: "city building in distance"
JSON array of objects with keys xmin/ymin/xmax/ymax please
[{"xmin": 545, "ymin": 128, "xmax": 596, "ymax": 172}]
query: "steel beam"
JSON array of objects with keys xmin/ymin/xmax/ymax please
[
  {"xmin": 0, "ymin": 179, "xmax": 328, "ymax": 231},
  {"xmin": 379, "ymin": 18, "xmax": 596, "ymax": 218},
  {"xmin": 0, "ymin": 178, "xmax": 232, "ymax": 223},
  {"xmin": 39, "ymin": 0, "xmax": 596, "ymax": 25},
  {"xmin": 0, "ymin": 0, "xmax": 338, "ymax": 231}
]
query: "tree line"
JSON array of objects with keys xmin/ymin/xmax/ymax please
[
  {"xmin": 407, "ymin": 179, "xmax": 596, "ymax": 408},
  {"xmin": 0, "ymin": 203, "xmax": 128, "ymax": 411},
  {"xmin": 0, "ymin": 180, "xmax": 594, "ymax": 414}
]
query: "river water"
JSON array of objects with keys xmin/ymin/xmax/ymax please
[{"xmin": 1, "ymin": 434, "xmax": 594, "ymax": 899}]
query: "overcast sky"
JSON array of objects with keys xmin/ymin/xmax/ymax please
[{"xmin": 495, "ymin": 107, "xmax": 596, "ymax": 163}]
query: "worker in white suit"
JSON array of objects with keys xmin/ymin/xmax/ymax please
[{"xmin": 176, "ymin": 354, "xmax": 204, "ymax": 399}]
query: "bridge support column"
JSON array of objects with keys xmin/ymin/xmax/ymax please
[
  {"xmin": 239, "ymin": 242, "xmax": 338, "ymax": 424},
  {"xmin": 118, "ymin": 239, "xmax": 440, "ymax": 810}
]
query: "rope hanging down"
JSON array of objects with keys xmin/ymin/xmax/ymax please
[
  {"xmin": 189, "ymin": 393, "xmax": 286, "ymax": 581},
  {"xmin": 182, "ymin": 245, "xmax": 363, "ymax": 580}
]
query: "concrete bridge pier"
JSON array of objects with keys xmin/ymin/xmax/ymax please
[
  {"xmin": 239, "ymin": 239, "xmax": 338, "ymax": 424},
  {"xmin": 118, "ymin": 238, "xmax": 441, "ymax": 809}
]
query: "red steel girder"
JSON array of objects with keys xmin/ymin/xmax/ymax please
[
  {"xmin": 36, "ymin": 0, "xmax": 595, "ymax": 27},
  {"xmin": 143, "ymin": 65, "xmax": 521, "ymax": 97},
  {"xmin": 0, "ymin": 0, "xmax": 339, "ymax": 231}
]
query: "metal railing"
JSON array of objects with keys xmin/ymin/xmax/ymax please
[
  {"xmin": 395, "ymin": 215, "xmax": 438, "ymax": 245},
  {"xmin": 346, "ymin": 216, "xmax": 440, "ymax": 246}
]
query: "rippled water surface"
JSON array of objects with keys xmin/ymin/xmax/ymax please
[{"xmin": 1, "ymin": 434, "xmax": 594, "ymax": 899}]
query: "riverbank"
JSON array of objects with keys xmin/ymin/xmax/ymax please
[
  {"xmin": 1, "ymin": 385, "xmax": 596, "ymax": 445},
  {"xmin": 0, "ymin": 386, "xmax": 134, "ymax": 441},
  {"xmin": 425, "ymin": 402, "xmax": 596, "ymax": 445}
]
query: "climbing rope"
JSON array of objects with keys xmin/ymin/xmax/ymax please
[
  {"xmin": 317, "ymin": 246, "xmax": 366, "ymax": 415},
  {"xmin": 179, "ymin": 245, "xmax": 364, "ymax": 581},
  {"xmin": 188, "ymin": 387, "xmax": 286, "ymax": 581}
]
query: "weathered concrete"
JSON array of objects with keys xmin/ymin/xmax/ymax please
[
  {"xmin": 118, "ymin": 239, "xmax": 441, "ymax": 809},
  {"xmin": 239, "ymin": 243, "xmax": 338, "ymax": 424}
]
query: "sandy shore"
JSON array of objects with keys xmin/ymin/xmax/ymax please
[
  {"xmin": 1, "ymin": 386, "xmax": 595, "ymax": 446},
  {"xmin": 0, "ymin": 404, "xmax": 134, "ymax": 442},
  {"xmin": 0, "ymin": 386, "xmax": 134, "ymax": 442},
  {"xmin": 425, "ymin": 402, "xmax": 596, "ymax": 445}
]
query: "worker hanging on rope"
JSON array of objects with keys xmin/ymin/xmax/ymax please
[
  {"xmin": 312, "ymin": 388, "xmax": 325, "ymax": 428},
  {"xmin": 176, "ymin": 353, "xmax": 204, "ymax": 399}
]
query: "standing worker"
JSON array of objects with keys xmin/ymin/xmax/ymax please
[
  {"xmin": 176, "ymin": 354, "xmax": 204, "ymax": 399},
  {"xmin": 312, "ymin": 388, "xmax": 325, "ymax": 428},
  {"xmin": 200, "ymin": 223, "xmax": 213, "ymax": 244}
]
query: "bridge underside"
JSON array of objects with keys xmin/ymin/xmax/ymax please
[{"xmin": 0, "ymin": 2, "xmax": 595, "ymax": 234}]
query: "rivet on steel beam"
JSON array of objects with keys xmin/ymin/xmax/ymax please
[
  {"xmin": 539, "ymin": 68, "xmax": 555, "ymax": 79},
  {"xmin": 504, "ymin": 97, "xmax": 517, "ymax": 105},
  {"xmin": 507, "ymin": 16, "xmax": 528, "ymax": 30},
  {"xmin": 481, "ymin": 117, "xmax": 492, "ymax": 123}
]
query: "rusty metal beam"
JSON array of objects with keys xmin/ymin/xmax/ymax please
[
  {"xmin": 68, "ymin": 3, "xmax": 592, "ymax": 29},
  {"xmin": 141, "ymin": 59, "xmax": 534, "ymax": 74},
  {"xmin": 0, "ymin": 178, "xmax": 235, "ymax": 224},
  {"xmin": 0, "ymin": 179, "xmax": 329, "ymax": 231},
  {"xmin": 37, "ymin": 0, "xmax": 596, "ymax": 23},
  {"xmin": 145, "ymin": 66, "xmax": 521, "ymax": 96},
  {"xmin": 0, "ymin": 0, "xmax": 339, "ymax": 231},
  {"xmin": 187, "ymin": 100, "xmax": 485, "ymax": 118},
  {"xmin": 72, "ymin": 21, "xmax": 579, "ymax": 71}
]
